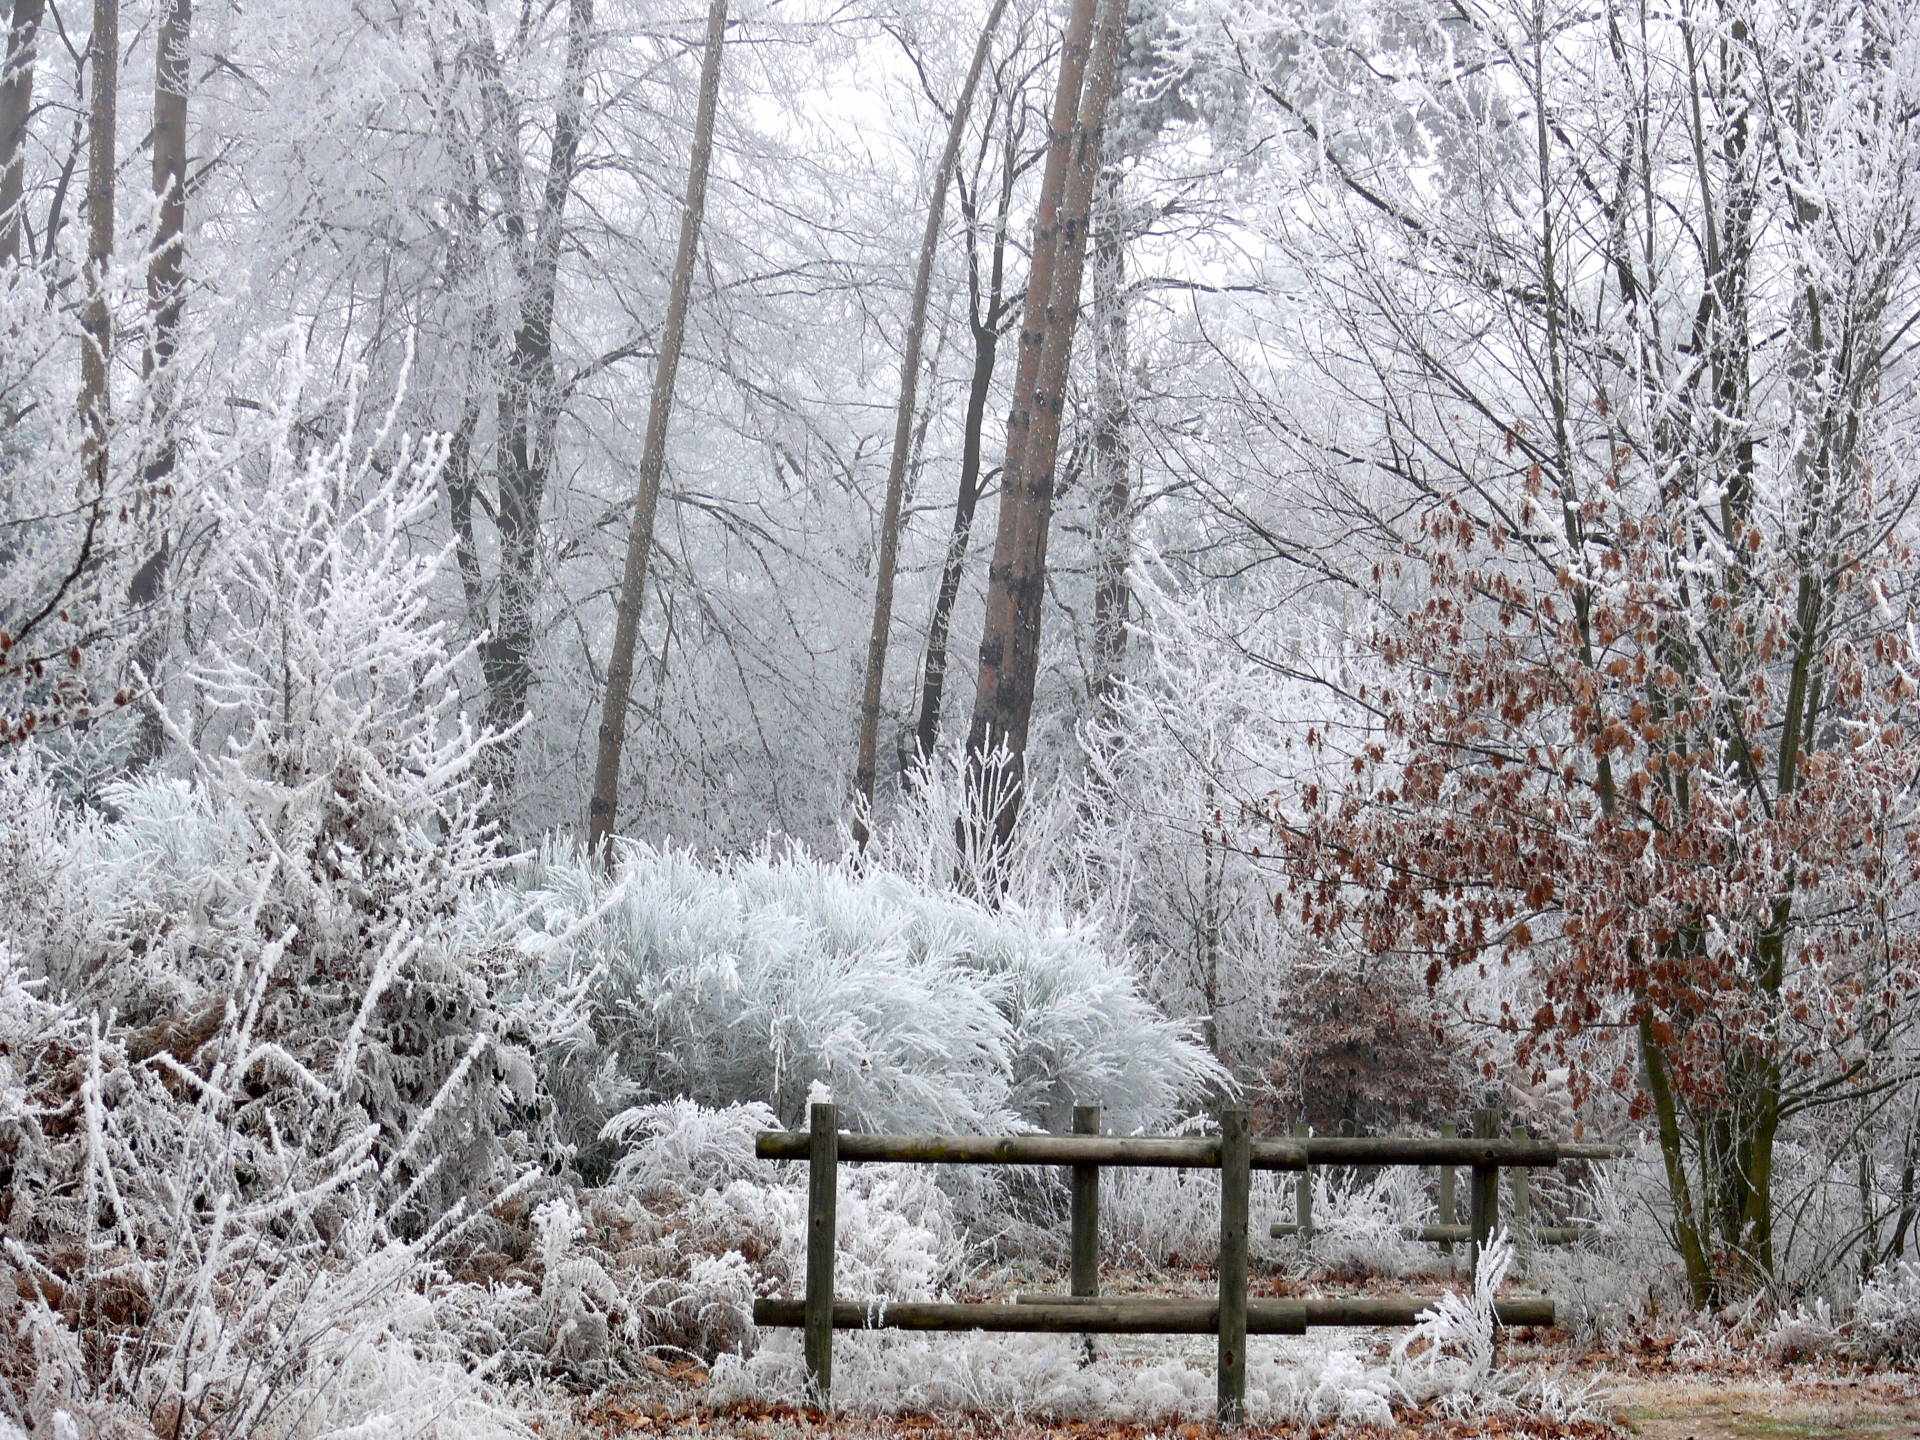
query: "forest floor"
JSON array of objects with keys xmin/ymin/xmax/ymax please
[
  {"xmin": 564, "ymin": 1265, "xmax": 1920, "ymax": 1440},
  {"xmin": 570, "ymin": 1356, "xmax": 1920, "ymax": 1440}
]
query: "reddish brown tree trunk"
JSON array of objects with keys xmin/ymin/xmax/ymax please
[{"xmin": 960, "ymin": 0, "xmax": 1125, "ymax": 868}]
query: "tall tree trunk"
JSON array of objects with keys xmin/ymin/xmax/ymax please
[
  {"xmin": 144, "ymin": 0, "xmax": 188, "ymax": 388},
  {"xmin": 850, "ymin": 0, "xmax": 1010, "ymax": 845},
  {"xmin": 587, "ymin": 0, "xmax": 727, "ymax": 858},
  {"xmin": 478, "ymin": 0, "xmax": 593, "ymax": 810},
  {"xmin": 959, "ymin": 0, "xmax": 1125, "ymax": 871},
  {"xmin": 78, "ymin": 0, "xmax": 115, "ymax": 498},
  {"xmin": 0, "ymin": 0, "xmax": 45, "ymax": 263},
  {"xmin": 125, "ymin": 0, "xmax": 190, "ymax": 771},
  {"xmin": 1087, "ymin": 162, "xmax": 1129, "ymax": 715},
  {"xmin": 911, "ymin": 88, "xmax": 1022, "ymax": 776}
]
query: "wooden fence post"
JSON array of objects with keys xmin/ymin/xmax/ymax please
[
  {"xmin": 1071, "ymin": 1105, "xmax": 1101, "ymax": 1296},
  {"xmin": 1438, "ymin": 1120, "xmax": 1456, "ymax": 1270},
  {"xmin": 1217, "ymin": 1109, "xmax": 1250, "ymax": 1424},
  {"xmin": 1072, "ymin": 1103, "xmax": 1101, "ymax": 1363},
  {"xmin": 1510, "ymin": 1122, "xmax": 1532, "ymax": 1277},
  {"xmin": 1292, "ymin": 1121, "xmax": 1312, "ymax": 1242},
  {"xmin": 806, "ymin": 1102, "xmax": 839, "ymax": 1405},
  {"xmin": 1469, "ymin": 1105, "xmax": 1499, "ymax": 1283}
]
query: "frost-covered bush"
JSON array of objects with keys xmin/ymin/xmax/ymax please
[
  {"xmin": 0, "ymin": 369, "xmax": 557, "ymax": 1438},
  {"xmin": 496, "ymin": 843, "xmax": 1225, "ymax": 1177},
  {"xmin": 1524, "ymin": 1147, "xmax": 1679, "ymax": 1339},
  {"xmin": 1854, "ymin": 1257, "xmax": 1920, "ymax": 1359}
]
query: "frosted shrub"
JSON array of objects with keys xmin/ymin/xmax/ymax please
[
  {"xmin": 1855, "ymin": 1257, "xmax": 1920, "ymax": 1359},
  {"xmin": 0, "ymin": 366, "xmax": 557, "ymax": 1437},
  {"xmin": 505, "ymin": 843, "xmax": 1224, "ymax": 1176},
  {"xmin": 1525, "ymin": 1148, "xmax": 1676, "ymax": 1338}
]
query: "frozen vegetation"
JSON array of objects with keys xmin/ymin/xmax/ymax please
[{"xmin": 7, "ymin": 0, "xmax": 1920, "ymax": 1435}]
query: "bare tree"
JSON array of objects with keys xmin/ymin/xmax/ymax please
[
  {"xmin": 961, "ymin": 0, "xmax": 1125, "ymax": 866},
  {"xmin": 473, "ymin": 0, "xmax": 594, "ymax": 807},
  {"xmin": 587, "ymin": 0, "xmax": 728, "ymax": 857},
  {"xmin": 850, "ymin": 0, "xmax": 1011, "ymax": 844},
  {"xmin": 911, "ymin": 37, "xmax": 1040, "ymax": 773},
  {"xmin": 0, "ymin": 0, "xmax": 45, "ymax": 263}
]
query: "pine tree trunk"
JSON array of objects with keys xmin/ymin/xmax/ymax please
[
  {"xmin": 78, "ymin": 0, "xmax": 116, "ymax": 498},
  {"xmin": 850, "ymin": 0, "xmax": 1010, "ymax": 844},
  {"xmin": 0, "ymin": 0, "xmax": 45, "ymax": 263},
  {"xmin": 478, "ymin": 0, "xmax": 593, "ymax": 809},
  {"xmin": 587, "ymin": 0, "xmax": 727, "ymax": 858},
  {"xmin": 960, "ymin": 0, "xmax": 1125, "ymax": 871}
]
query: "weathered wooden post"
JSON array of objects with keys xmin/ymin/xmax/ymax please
[
  {"xmin": 1469, "ymin": 1105, "xmax": 1499, "ymax": 1283},
  {"xmin": 1071, "ymin": 1105, "xmax": 1101, "ymax": 1296},
  {"xmin": 1438, "ymin": 1120, "xmax": 1457, "ymax": 1270},
  {"xmin": 1071, "ymin": 1104, "xmax": 1101, "ymax": 1363},
  {"xmin": 1510, "ymin": 1122, "xmax": 1532, "ymax": 1277},
  {"xmin": 1292, "ymin": 1120, "xmax": 1312, "ymax": 1242},
  {"xmin": 1217, "ymin": 1109, "xmax": 1250, "ymax": 1423},
  {"xmin": 806, "ymin": 1102, "xmax": 839, "ymax": 1404}
]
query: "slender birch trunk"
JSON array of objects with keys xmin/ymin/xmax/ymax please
[
  {"xmin": 78, "ymin": 0, "xmax": 116, "ymax": 498},
  {"xmin": 960, "ymin": 0, "xmax": 1125, "ymax": 872},
  {"xmin": 850, "ymin": 0, "xmax": 1011, "ymax": 845},
  {"xmin": 0, "ymin": 0, "xmax": 46, "ymax": 263},
  {"xmin": 587, "ymin": 0, "xmax": 727, "ymax": 858}
]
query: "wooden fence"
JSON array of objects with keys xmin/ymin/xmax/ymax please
[
  {"xmin": 1268, "ymin": 1109, "xmax": 1603, "ymax": 1273},
  {"xmin": 751, "ymin": 1104, "xmax": 1611, "ymax": 1419}
]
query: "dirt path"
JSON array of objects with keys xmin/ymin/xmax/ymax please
[{"xmin": 1603, "ymin": 1375, "xmax": 1920, "ymax": 1440}]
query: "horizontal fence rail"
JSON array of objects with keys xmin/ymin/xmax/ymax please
[
  {"xmin": 753, "ymin": 1102, "xmax": 1607, "ymax": 1421},
  {"xmin": 751, "ymin": 1294, "xmax": 1558, "ymax": 1335},
  {"xmin": 754, "ymin": 1130, "xmax": 1611, "ymax": 1170}
]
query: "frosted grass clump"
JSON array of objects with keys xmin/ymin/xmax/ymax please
[
  {"xmin": 1301, "ymin": 1165, "xmax": 1434, "ymax": 1279},
  {"xmin": 497, "ymin": 843, "xmax": 1225, "ymax": 1172},
  {"xmin": 1391, "ymin": 1230, "xmax": 1514, "ymax": 1412},
  {"xmin": 1855, "ymin": 1257, "xmax": 1920, "ymax": 1358},
  {"xmin": 603, "ymin": 1098, "xmax": 783, "ymax": 1191}
]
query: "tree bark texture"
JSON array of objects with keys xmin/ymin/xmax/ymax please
[
  {"xmin": 961, "ymin": 0, "xmax": 1126, "ymax": 867},
  {"xmin": 78, "ymin": 0, "xmax": 116, "ymax": 499},
  {"xmin": 587, "ymin": 0, "xmax": 727, "ymax": 857},
  {"xmin": 850, "ymin": 0, "xmax": 1010, "ymax": 843},
  {"xmin": 0, "ymin": 0, "xmax": 45, "ymax": 263}
]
